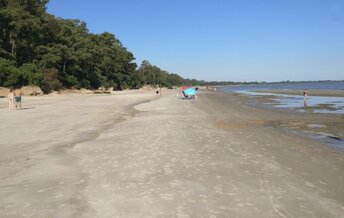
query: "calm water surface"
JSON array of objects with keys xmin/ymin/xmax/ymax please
[
  {"xmin": 220, "ymin": 81, "xmax": 344, "ymax": 114},
  {"xmin": 221, "ymin": 81, "xmax": 344, "ymax": 92},
  {"xmin": 220, "ymin": 81, "xmax": 344, "ymax": 149}
]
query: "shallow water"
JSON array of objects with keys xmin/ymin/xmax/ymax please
[
  {"xmin": 287, "ymin": 128, "xmax": 344, "ymax": 151},
  {"xmin": 220, "ymin": 81, "xmax": 344, "ymax": 115},
  {"xmin": 230, "ymin": 90, "xmax": 344, "ymax": 149},
  {"xmin": 219, "ymin": 83, "xmax": 344, "ymax": 151},
  {"xmin": 222, "ymin": 81, "xmax": 344, "ymax": 92},
  {"xmin": 235, "ymin": 90, "xmax": 344, "ymax": 114}
]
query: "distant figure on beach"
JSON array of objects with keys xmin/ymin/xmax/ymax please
[
  {"xmin": 15, "ymin": 90, "xmax": 22, "ymax": 110},
  {"xmin": 303, "ymin": 89, "xmax": 308, "ymax": 107},
  {"xmin": 156, "ymin": 87, "xmax": 162, "ymax": 95},
  {"xmin": 303, "ymin": 89, "xmax": 308, "ymax": 100},
  {"xmin": 8, "ymin": 89, "xmax": 14, "ymax": 110}
]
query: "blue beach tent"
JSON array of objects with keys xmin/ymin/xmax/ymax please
[{"xmin": 183, "ymin": 87, "xmax": 197, "ymax": 96}]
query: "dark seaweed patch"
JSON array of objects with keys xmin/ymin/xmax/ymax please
[{"xmin": 327, "ymin": 136, "xmax": 343, "ymax": 141}]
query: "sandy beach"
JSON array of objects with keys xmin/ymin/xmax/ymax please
[{"xmin": 1, "ymin": 90, "xmax": 344, "ymax": 217}]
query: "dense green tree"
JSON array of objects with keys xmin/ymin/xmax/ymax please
[
  {"xmin": 0, "ymin": 0, "xmax": 217, "ymax": 93},
  {"xmin": 137, "ymin": 60, "xmax": 186, "ymax": 88},
  {"xmin": 0, "ymin": 58, "xmax": 19, "ymax": 87},
  {"xmin": 0, "ymin": 0, "xmax": 48, "ymax": 65}
]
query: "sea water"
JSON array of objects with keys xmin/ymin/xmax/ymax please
[
  {"xmin": 220, "ymin": 81, "xmax": 344, "ymax": 149},
  {"xmin": 220, "ymin": 81, "xmax": 344, "ymax": 114},
  {"xmin": 221, "ymin": 81, "xmax": 344, "ymax": 92}
]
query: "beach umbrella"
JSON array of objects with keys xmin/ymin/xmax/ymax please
[
  {"xmin": 181, "ymin": 85, "xmax": 189, "ymax": 91},
  {"xmin": 183, "ymin": 87, "xmax": 197, "ymax": 96}
]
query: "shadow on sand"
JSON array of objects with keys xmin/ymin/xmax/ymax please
[{"xmin": 17, "ymin": 106, "xmax": 36, "ymax": 110}]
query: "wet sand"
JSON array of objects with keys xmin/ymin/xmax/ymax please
[
  {"xmin": 256, "ymin": 89, "xmax": 344, "ymax": 97},
  {"xmin": 235, "ymin": 91, "xmax": 344, "ymax": 141},
  {"xmin": 0, "ymin": 90, "xmax": 344, "ymax": 217}
]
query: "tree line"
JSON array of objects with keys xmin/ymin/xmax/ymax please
[{"xmin": 1, "ymin": 0, "xmax": 223, "ymax": 93}]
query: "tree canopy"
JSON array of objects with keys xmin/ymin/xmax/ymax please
[{"xmin": 0, "ymin": 0, "xmax": 240, "ymax": 93}]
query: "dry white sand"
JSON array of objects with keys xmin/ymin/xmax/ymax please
[{"xmin": 0, "ymin": 90, "xmax": 344, "ymax": 217}]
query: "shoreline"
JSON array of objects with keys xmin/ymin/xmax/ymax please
[
  {"xmin": 230, "ymin": 89, "xmax": 344, "ymax": 116},
  {"xmin": 255, "ymin": 89, "xmax": 344, "ymax": 97},
  {"xmin": 1, "ymin": 90, "xmax": 344, "ymax": 217},
  {"xmin": 228, "ymin": 91, "xmax": 344, "ymax": 148},
  {"xmin": 200, "ymin": 91, "xmax": 344, "ymax": 147}
]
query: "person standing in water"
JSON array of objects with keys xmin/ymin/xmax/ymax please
[
  {"xmin": 303, "ymin": 89, "xmax": 308, "ymax": 108},
  {"xmin": 303, "ymin": 89, "xmax": 308, "ymax": 100}
]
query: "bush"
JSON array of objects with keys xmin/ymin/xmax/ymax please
[
  {"xmin": 64, "ymin": 75, "xmax": 80, "ymax": 88},
  {"xmin": 0, "ymin": 58, "xmax": 20, "ymax": 88},
  {"xmin": 40, "ymin": 68, "xmax": 63, "ymax": 93},
  {"xmin": 19, "ymin": 64, "xmax": 43, "ymax": 86}
]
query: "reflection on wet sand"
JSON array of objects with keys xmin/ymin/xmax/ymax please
[{"xmin": 236, "ymin": 90, "xmax": 344, "ymax": 114}]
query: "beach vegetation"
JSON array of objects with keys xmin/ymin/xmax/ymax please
[
  {"xmin": 0, "ymin": 0, "xmax": 246, "ymax": 92},
  {"xmin": 0, "ymin": 0, "xmax": 140, "ymax": 92}
]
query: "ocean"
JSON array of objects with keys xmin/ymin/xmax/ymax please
[
  {"xmin": 219, "ymin": 81, "xmax": 344, "ymax": 150},
  {"xmin": 220, "ymin": 81, "xmax": 344, "ymax": 114},
  {"xmin": 220, "ymin": 81, "xmax": 344, "ymax": 92}
]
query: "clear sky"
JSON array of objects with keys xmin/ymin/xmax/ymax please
[{"xmin": 47, "ymin": 0, "xmax": 344, "ymax": 82}]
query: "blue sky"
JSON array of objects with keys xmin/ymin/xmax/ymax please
[{"xmin": 47, "ymin": 0, "xmax": 344, "ymax": 82}]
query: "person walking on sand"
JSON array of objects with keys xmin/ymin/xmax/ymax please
[
  {"xmin": 14, "ymin": 90, "xmax": 22, "ymax": 110},
  {"xmin": 8, "ymin": 89, "xmax": 14, "ymax": 110}
]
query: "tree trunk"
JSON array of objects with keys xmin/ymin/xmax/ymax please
[
  {"xmin": 9, "ymin": 31, "xmax": 16, "ymax": 57},
  {"xmin": 63, "ymin": 60, "xmax": 66, "ymax": 74}
]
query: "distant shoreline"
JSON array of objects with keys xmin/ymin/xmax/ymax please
[{"xmin": 255, "ymin": 89, "xmax": 344, "ymax": 97}]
